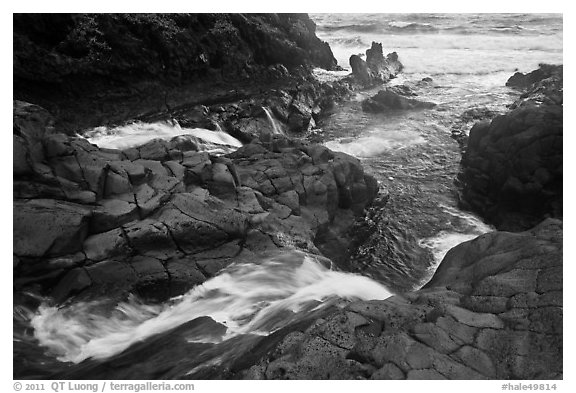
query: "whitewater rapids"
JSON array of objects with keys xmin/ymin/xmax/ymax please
[
  {"xmin": 30, "ymin": 251, "xmax": 392, "ymax": 364},
  {"xmin": 82, "ymin": 120, "xmax": 243, "ymax": 153}
]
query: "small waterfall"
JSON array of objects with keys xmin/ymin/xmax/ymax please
[{"xmin": 262, "ymin": 106, "xmax": 285, "ymax": 135}]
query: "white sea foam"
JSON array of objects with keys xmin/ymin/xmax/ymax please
[
  {"xmin": 315, "ymin": 13, "xmax": 562, "ymax": 87},
  {"xmin": 82, "ymin": 121, "xmax": 242, "ymax": 153},
  {"xmin": 418, "ymin": 204, "xmax": 493, "ymax": 269},
  {"xmin": 31, "ymin": 251, "xmax": 392, "ymax": 363},
  {"xmin": 325, "ymin": 130, "xmax": 425, "ymax": 158}
]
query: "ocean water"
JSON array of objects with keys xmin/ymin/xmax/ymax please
[
  {"xmin": 310, "ymin": 13, "xmax": 562, "ymax": 290},
  {"xmin": 313, "ymin": 13, "xmax": 562, "ymax": 79},
  {"xmin": 15, "ymin": 13, "xmax": 563, "ymax": 379}
]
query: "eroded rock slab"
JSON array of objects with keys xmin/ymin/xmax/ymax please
[
  {"xmin": 238, "ymin": 219, "xmax": 562, "ymax": 380},
  {"xmin": 13, "ymin": 101, "xmax": 379, "ymax": 303}
]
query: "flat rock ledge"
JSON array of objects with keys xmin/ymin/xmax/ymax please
[
  {"xmin": 239, "ymin": 219, "xmax": 562, "ymax": 380},
  {"xmin": 13, "ymin": 100, "xmax": 378, "ymax": 304}
]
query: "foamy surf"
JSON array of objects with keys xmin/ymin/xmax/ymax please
[
  {"xmin": 325, "ymin": 130, "xmax": 426, "ymax": 158},
  {"xmin": 418, "ymin": 204, "xmax": 493, "ymax": 270},
  {"xmin": 82, "ymin": 120, "xmax": 242, "ymax": 153},
  {"xmin": 30, "ymin": 251, "xmax": 392, "ymax": 364}
]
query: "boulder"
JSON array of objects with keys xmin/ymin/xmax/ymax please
[
  {"xmin": 14, "ymin": 199, "xmax": 92, "ymax": 258},
  {"xmin": 349, "ymin": 55, "xmax": 371, "ymax": 85},
  {"xmin": 349, "ymin": 42, "xmax": 403, "ymax": 86},
  {"xmin": 506, "ymin": 64, "xmax": 562, "ymax": 89},
  {"xmin": 362, "ymin": 88, "xmax": 436, "ymax": 112},
  {"xmin": 91, "ymin": 199, "xmax": 139, "ymax": 233},
  {"xmin": 459, "ymin": 65, "xmax": 562, "ymax": 231},
  {"xmin": 83, "ymin": 228, "xmax": 132, "ymax": 262},
  {"xmin": 13, "ymin": 100, "xmax": 54, "ymax": 164},
  {"xmin": 13, "ymin": 135, "xmax": 33, "ymax": 176},
  {"xmin": 237, "ymin": 219, "xmax": 562, "ymax": 380}
]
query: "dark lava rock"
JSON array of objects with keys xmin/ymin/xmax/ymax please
[
  {"xmin": 451, "ymin": 107, "xmax": 500, "ymax": 153},
  {"xmin": 506, "ymin": 64, "xmax": 562, "ymax": 89},
  {"xmin": 362, "ymin": 88, "xmax": 436, "ymax": 112},
  {"xmin": 14, "ymin": 13, "xmax": 338, "ymax": 133},
  {"xmin": 349, "ymin": 42, "xmax": 403, "ymax": 86},
  {"xmin": 458, "ymin": 65, "xmax": 562, "ymax": 231},
  {"xmin": 13, "ymin": 101, "xmax": 378, "ymax": 304},
  {"xmin": 236, "ymin": 219, "xmax": 562, "ymax": 380}
]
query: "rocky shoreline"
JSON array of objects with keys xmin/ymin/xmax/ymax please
[
  {"xmin": 13, "ymin": 99, "xmax": 379, "ymax": 304},
  {"xmin": 457, "ymin": 64, "xmax": 563, "ymax": 231},
  {"xmin": 13, "ymin": 13, "xmax": 562, "ymax": 380},
  {"xmin": 237, "ymin": 219, "xmax": 562, "ymax": 379}
]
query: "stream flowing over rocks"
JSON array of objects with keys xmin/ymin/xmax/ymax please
[
  {"xmin": 13, "ymin": 13, "xmax": 562, "ymax": 380},
  {"xmin": 13, "ymin": 100, "xmax": 378, "ymax": 303},
  {"xmin": 241, "ymin": 219, "xmax": 562, "ymax": 380}
]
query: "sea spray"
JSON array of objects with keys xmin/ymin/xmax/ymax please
[{"xmin": 31, "ymin": 251, "xmax": 392, "ymax": 363}]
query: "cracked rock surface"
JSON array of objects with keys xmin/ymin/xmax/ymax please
[
  {"xmin": 239, "ymin": 219, "xmax": 562, "ymax": 379},
  {"xmin": 13, "ymin": 100, "xmax": 378, "ymax": 304}
]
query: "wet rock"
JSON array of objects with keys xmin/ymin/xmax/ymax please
[
  {"xmin": 109, "ymin": 160, "xmax": 148, "ymax": 185},
  {"xmin": 155, "ymin": 207, "xmax": 229, "ymax": 254},
  {"xmin": 74, "ymin": 152, "xmax": 109, "ymax": 197},
  {"xmin": 238, "ymin": 219, "xmax": 562, "ymax": 380},
  {"xmin": 13, "ymin": 100, "xmax": 54, "ymax": 163},
  {"xmin": 104, "ymin": 170, "xmax": 133, "ymax": 197},
  {"xmin": 14, "ymin": 199, "xmax": 92, "ymax": 258},
  {"xmin": 91, "ymin": 199, "xmax": 139, "ymax": 233},
  {"xmin": 412, "ymin": 322, "xmax": 461, "ymax": 353},
  {"xmin": 15, "ymin": 102, "xmax": 378, "ymax": 310},
  {"xmin": 13, "ymin": 135, "xmax": 33, "ymax": 176},
  {"xmin": 50, "ymin": 268, "xmax": 92, "ymax": 303},
  {"xmin": 362, "ymin": 88, "xmax": 436, "ymax": 112},
  {"xmin": 138, "ymin": 139, "xmax": 170, "ymax": 161},
  {"xmin": 123, "ymin": 219, "xmax": 178, "ymax": 260},
  {"xmin": 371, "ymin": 363, "xmax": 405, "ymax": 379},
  {"xmin": 129, "ymin": 256, "xmax": 170, "ymax": 300},
  {"xmin": 84, "ymin": 260, "xmax": 138, "ymax": 297},
  {"xmin": 459, "ymin": 65, "xmax": 562, "ymax": 231},
  {"xmin": 166, "ymin": 256, "xmax": 207, "ymax": 297},
  {"xmin": 506, "ymin": 64, "xmax": 562, "ymax": 89},
  {"xmin": 83, "ymin": 228, "xmax": 131, "ymax": 262},
  {"xmin": 350, "ymin": 42, "xmax": 403, "ymax": 86}
]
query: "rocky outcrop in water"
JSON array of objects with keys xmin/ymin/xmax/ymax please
[
  {"xmin": 450, "ymin": 107, "xmax": 501, "ymax": 153},
  {"xmin": 13, "ymin": 101, "xmax": 378, "ymax": 304},
  {"xmin": 458, "ymin": 64, "xmax": 562, "ymax": 231},
  {"xmin": 349, "ymin": 42, "xmax": 403, "ymax": 86},
  {"xmin": 362, "ymin": 87, "xmax": 436, "ymax": 112},
  {"xmin": 238, "ymin": 218, "xmax": 562, "ymax": 379},
  {"xmin": 14, "ymin": 13, "xmax": 338, "ymax": 133},
  {"xmin": 506, "ymin": 64, "xmax": 562, "ymax": 90}
]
